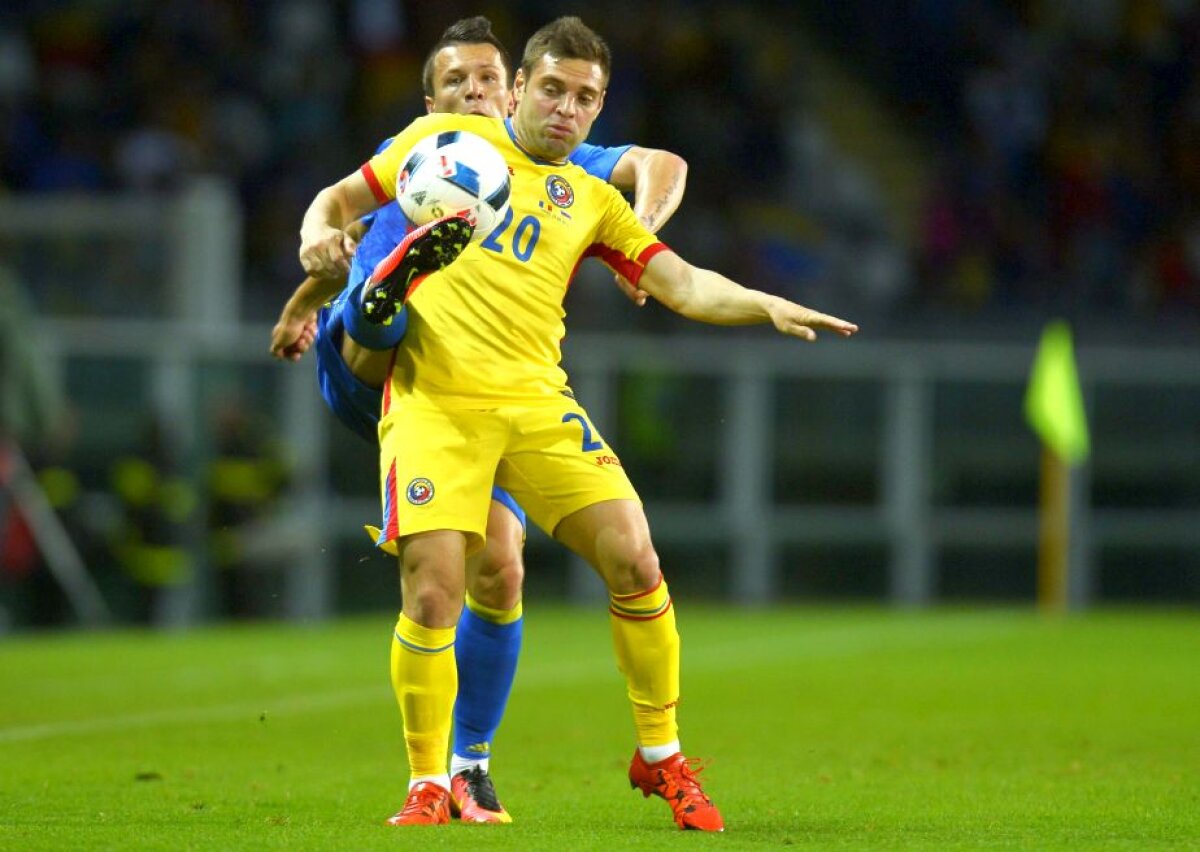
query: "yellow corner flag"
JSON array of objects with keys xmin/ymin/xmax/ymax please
[{"xmin": 1024, "ymin": 321, "xmax": 1090, "ymax": 465}]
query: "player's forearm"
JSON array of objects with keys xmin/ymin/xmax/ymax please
[
  {"xmin": 647, "ymin": 259, "xmax": 777, "ymax": 326},
  {"xmin": 632, "ymin": 152, "xmax": 687, "ymax": 233},
  {"xmin": 282, "ymin": 274, "xmax": 344, "ymax": 322},
  {"xmin": 300, "ymin": 185, "xmax": 355, "ymax": 245}
]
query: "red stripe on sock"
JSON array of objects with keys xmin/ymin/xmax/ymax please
[
  {"xmin": 610, "ymin": 573, "xmax": 664, "ymax": 602},
  {"xmin": 609, "ymin": 598, "xmax": 673, "ymax": 621}
]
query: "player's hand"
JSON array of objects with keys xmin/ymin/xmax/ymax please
[
  {"xmin": 767, "ymin": 299, "xmax": 858, "ymax": 342},
  {"xmin": 270, "ymin": 313, "xmax": 318, "ymax": 362},
  {"xmin": 614, "ymin": 272, "xmax": 649, "ymax": 307},
  {"xmin": 299, "ymin": 227, "xmax": 358, "ymax": 279}
]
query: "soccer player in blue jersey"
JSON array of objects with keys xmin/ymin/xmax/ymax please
[
  {"xmin": 270, "ymin": 16, "xmax": 688, "ymax": 824},
  {"xmin": 298, "ymin": 16, "xmax": 858, "ymax": 831}
]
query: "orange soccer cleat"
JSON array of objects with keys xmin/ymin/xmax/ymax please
[
  {"xmin": 385, "ymin": 781, "xmax": 452, "ymax": 826},
  {"xmin": 450, "ymin": 766, "xmax": 512, "ymax": 824},
  {"xmin": 628, "ymin": 750, "xmax": 724, "ymax": 832},
  {"xmin": 360, "ymin": 214, "xmax": 473, "ymax": 324}
]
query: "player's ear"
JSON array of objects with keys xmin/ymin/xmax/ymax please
[
  {"xmin": 513, "ymin": 69, "xmax": 526, "ymax": 97},
  {"xmin": 424, "ymin": 96, "xmax": 435, "ymax": 114}
]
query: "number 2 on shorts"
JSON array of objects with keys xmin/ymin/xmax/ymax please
[{"xmin": 561, "ymin": 412, "xmax": 604, "ymax": 452}]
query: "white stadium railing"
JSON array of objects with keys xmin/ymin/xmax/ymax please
[{"xmin": 3, "ymin": 185, "xmax": 1197, "ymax": 624}]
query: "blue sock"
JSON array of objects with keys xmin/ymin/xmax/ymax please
[
  {"xmin": 340, "ymin": 281, "xmax": 409, "ymax": 350},
  {"xmin": 452, "ymin": 601, "xmax": 523, "ymax": 761}
]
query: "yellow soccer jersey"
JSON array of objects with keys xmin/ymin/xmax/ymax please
[{"xmin": 361, "ymin": 112, "xmax": 666, "ymax": 407}]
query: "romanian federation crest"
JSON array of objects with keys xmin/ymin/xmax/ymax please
[
  {"xmin": 545, "ymin": 175, "xmax": 574, "ymax": 208},
  {"xmin": 406, "ymin": 477, "xmax": 435, "ymax": 505}
]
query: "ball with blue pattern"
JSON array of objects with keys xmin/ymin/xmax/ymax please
[{"xmin": 396, "ymin": 130, "xmax": 511, "ymax": 242}]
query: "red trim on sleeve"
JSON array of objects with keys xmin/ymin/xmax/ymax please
[
  {"xmin": 587, "ymin": 239, "xmax": 667, "ymax": 286},
  {"xmin": 361, "ymin": 163, "xmax": 389, "ymax": 204},
  {"xmin": 636, "ymin": 241, "xmax": 670, "ymax": 269}
]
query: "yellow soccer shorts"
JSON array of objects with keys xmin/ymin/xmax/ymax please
[{"xmin": 375, "ymin": 394, "xmax": 639, "ymax": 555}]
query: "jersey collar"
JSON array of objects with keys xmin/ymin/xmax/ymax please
[{"xmin": 505, "ymin": 117, "xmax": 568, "ymax": 166}]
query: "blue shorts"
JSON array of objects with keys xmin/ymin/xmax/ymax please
[
  {"xmin": 314, "ymin": 296, "xmax": 526, "ymax": 528},
  {"xmin": 316, "ymin": 294, "xmax": 381, "ymax": 444}
]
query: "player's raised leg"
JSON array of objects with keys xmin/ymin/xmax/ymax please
[
  {"xmin": 358, "ymin": 214, "xmax": 473, "ymax": 325},
  {"xmin": 554, "ymin": 499, "xmax": 724, "ymax": 832}
]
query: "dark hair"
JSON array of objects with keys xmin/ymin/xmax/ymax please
[
  {"xmin": 520, "ymin": 16, "xmax": 610, "ymax": 84},
  {"xmin": 421, "ymin": 16, "xmax": 513, "ymax": 97}
]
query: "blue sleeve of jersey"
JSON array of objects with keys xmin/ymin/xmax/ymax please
[{"xmin": 569, "ymin": 142, "xmax": 634, "ymax": 182}]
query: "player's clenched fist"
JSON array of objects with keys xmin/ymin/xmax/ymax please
[{"xmin": 299, "ymin": 227, "xmax": 358, "ymax": 279}]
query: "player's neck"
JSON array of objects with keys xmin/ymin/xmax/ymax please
[{"xmin": 505, "ymin": 117, "xmax": 568, "ymax": 166}]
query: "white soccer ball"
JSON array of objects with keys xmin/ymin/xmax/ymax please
[{"xmin": 396, "ymin": 130, "xmax": 511, "ymax": 242}]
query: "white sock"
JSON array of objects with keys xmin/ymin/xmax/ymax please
[
  {"xmin": 449, "ymin": 754, "xmax": 488, "ymax": 777},
  {"xmin": 639, "ymin": 740, "xmax": 681, "ymax": 765},
  {"xmin": 409, "ymin": 773, "xmax": 451, "ymax": 791}
]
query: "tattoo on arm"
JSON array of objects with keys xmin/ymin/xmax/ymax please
[{"xmin": 639, "ymin": 171, "xmax": 682, "ymax": 232}]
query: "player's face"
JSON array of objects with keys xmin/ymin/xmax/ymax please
[
  {"xmin": 512, "ymin": 54, "xmax": 607, "ymax": 161},
  {"xmin": 425, "ymin": 43, "xmax": 512, "ymax": 118}
]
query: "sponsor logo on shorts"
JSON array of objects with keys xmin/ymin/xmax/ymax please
[
  {"xmin": 406, "ymin": 477, "xmax": 434, "ymax": 505},
  {"xmin": 545, "ymin": 175, "xmax": 574, "ymax": 208},
  {"xmin": 594, "ymin": 454, "xmax": 623, "ymax": 468}
]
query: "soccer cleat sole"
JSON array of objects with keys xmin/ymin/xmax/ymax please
[{"xmin": 360, "ymin": 216, "xmax": 473, "ymax": 324}]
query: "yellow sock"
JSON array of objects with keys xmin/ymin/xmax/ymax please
[
  {"xmin": 608, "ymin": 575, "xmax": 680, "ymax": 747},
  {"xmin": 464, "ymin": 591, "xmax": 523, "ymax": 624},
  {"xmin": 390, "ymin": 614, "xmax": 457, "ymax": 779}
]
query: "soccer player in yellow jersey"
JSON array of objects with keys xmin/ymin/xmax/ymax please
[
  {"xmin": 299, "ymin": 16, "xmax": 857, "ymax": 831},
  {"xmin": 272, "ymin": 16, "xmax": 689, "ymax": 825}
]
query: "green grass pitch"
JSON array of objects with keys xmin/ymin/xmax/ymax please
[{"xmin": 1, "ymin": 606, "xmax": 1197, "ymax": 850}]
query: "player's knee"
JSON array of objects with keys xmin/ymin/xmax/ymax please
[
  {"xmin": 399, "ymin": 540, "xmax": 465, "ymax": 626},
  {"xmin": 604, "ymin": 541, "xmax": 661, "ymax": 596},
  {"xmin": 471, "ymin": 545, "xmax": 524, "ymax": 611},
  {"xmin": 402, "ymin": 583, "xmax": 462, "ymax": 626}
]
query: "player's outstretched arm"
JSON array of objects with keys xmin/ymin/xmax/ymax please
[
  {"xmin": 639, "ymin": 250, "xmax": 858, "ymax": 342},
  {"xmin": 269, "ymin": 278, "xmax": 326, "ymax": 362},
  {"xmin": 607, "ymin": 147, "xmax": 688, "ymax": 306},
  {"xmin": 299, "ymin": 171, "xmax": 380, "ymax": 279},
  {"xmin": 272, "ymin": 220, "xmax": 372, "ymax": 361}
]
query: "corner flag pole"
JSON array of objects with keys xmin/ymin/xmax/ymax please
[
  {"xmin": 1024, "ymin": 322, "xmax": 1090, "ymax": 614},
  {"xmin": 1036, "ymin": 445, "xmax": 1070, "ymax": 611}
]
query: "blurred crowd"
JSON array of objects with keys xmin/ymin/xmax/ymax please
[
  {"xmin": 4, "ymin": 1, "xmax": 1197, "ymax": 329},
  {"xmin": 817, "ymin": 0, "xmax": 1200, "ymax": 325}
]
